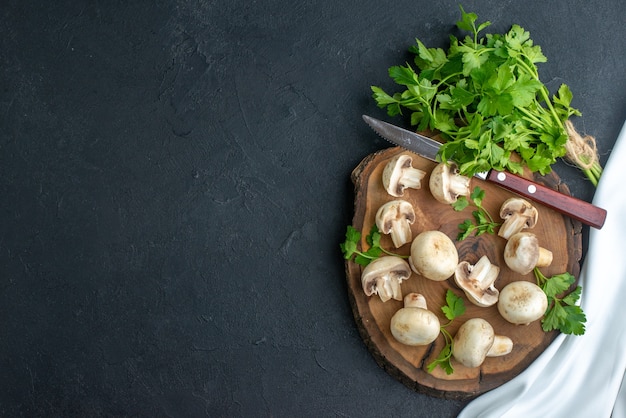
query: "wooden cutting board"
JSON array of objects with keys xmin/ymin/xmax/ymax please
[{"xmin": 345, "ymin": 146, "xmax": 582, "ymax": 400}]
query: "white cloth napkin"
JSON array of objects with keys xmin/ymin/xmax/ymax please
[{"xmin": 458, "ymin": 120, "xmax": 626, "ymax": 418}]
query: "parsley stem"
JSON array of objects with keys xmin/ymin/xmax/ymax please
[{"xmin": 380, "ymin": 248, "xmax": 409, "ymax": 258}]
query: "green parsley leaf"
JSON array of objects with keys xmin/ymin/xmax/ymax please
[
  {"xmin": 427, "ymin": 343, "xmax": 454, "ymax": 374},
  {"xmin": 534, "ymin": 268, "xmax": 587, "ymax": 335},
  {"xmin": 427, "ymin": 290, "xmax": 466, "ymax": 375},
  {"xmin": 410, "ymin": 39, "xmax": 447, "ymax": 71},
  {"xmin": 340, "ymin": 225, "xmax": 408, "ymax": 266},
  {"xmin": 441, "ymin": 289, "xmax": 466, "ymax": 321},
  {"xmin": 454, "ymin": 187, "xmax": 500, "ymax": 240}
]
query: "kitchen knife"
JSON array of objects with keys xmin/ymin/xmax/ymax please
[{"xmin": 363, "ymin": 114, "xmax": 607, "ymax": 229}]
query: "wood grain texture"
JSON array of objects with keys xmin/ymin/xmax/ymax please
[{"xmin": 346, "ymin": 146, "xmax": 582, "ymax": 400}]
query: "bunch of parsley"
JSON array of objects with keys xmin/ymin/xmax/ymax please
[{"xmin": 371, "ymin": 6, "xmax": 581, "ymax": 178}]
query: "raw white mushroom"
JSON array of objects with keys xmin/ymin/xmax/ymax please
[
  {"xmin": 390, "ymin": 293, "xmax": 441, "ymax": 346},
  {"xmin": 504, "ymin": 232, "xmax": 553, "ymax": 275},
  {"xmin": 498, "ymin": 281, "xmax": 548, "ymax": 325},
  {"xmin": 382, "ymin": 154, "xmax": 426, "ymax": 197},
  {"xmin": 429, "ymin": 162, "xmax": 471, "ymax": 204},
  {"xmin": 361, "ymin": 256, "xmax": 412, "ymax": 303},
  {"xmin": 409, "ymin": 230, "xmax": 458, "ymax": 281},
  {"xmin": 375, "ymin": 200, "xmax": 416, "ymax": 248},
  {"xmin": 452, "ymin": 318, "xmax": 513, "ymax": 368},
  {"xmin": 498, "ymin": 198, "xmax": 539, "ymax": 239}
]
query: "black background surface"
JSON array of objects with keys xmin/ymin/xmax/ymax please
[{"xmin": 1, "ymin": 1, "xmax": 625, "ymax": 417}]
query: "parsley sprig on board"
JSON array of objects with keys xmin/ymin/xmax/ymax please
[
  {"xmin": 534, "ymin": 268, "xmax": 586, "ymax": 335},
  {"xmin": 452, "ymin": 187, "xmax": 500, "ymax": 240},
  {"xmin": 427, "ymin": 290, "xmax": 466, "ymax": 374},
  {"xmin": 371, "ymin": 5, "xmax": 582, "ymax": 179},
  {"xmin": 340, "ymin": 225, "xmax": 408, "ymax": 266}
]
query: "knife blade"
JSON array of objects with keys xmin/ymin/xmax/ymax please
[{"xmin": 362, "ymin": 115, "xmax": 607, "ymax": 230}]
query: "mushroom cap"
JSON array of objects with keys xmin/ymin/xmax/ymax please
[
  {"xmin": 503, "ymin": 232, "xmax": 540, "ymax": 275},
  {"xmin": 428, "ymin": 162, "xmax": 471, "ymax": 204},
  {"xmin": 375, "ymin": 200, "xmax": 416, "ymax": 248},
  {"xmin": 498, "ymin": 198, "xmax": 538, "ymax": 239},
  {"xmin": 361, "ymin": 256, "xmax": 412, "ymax": 302},
  {"xmin": 454, "ymin": 255, "xmax": 500, "ymax": 307},
  {"xmin": 452, "ymin": 318, "xmax": 495, "ymax": 368},
  {"xmin": 497, "ymin": 281, "xmax": 548, "ymax": 325},
  {"xmin": 390, "ymin": 295, "xmax": 440, "ymax": 346},
  {"xmin": 410, "ymin": 230, "xmax": 458, "ymax": 281},
  {"xmin": 382, "ymin": 154, "xmax": 426, "ymax": 197}
]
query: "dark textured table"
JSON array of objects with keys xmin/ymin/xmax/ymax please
[{"xmin": 1, "ymin": 1, "xmax": 624, "ymax": 416}]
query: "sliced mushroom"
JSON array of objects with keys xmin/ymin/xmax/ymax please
[
  {"xmin": 361, "ymin": 256, "xmax": 412, "ymax": 302},
  {"xmin": 375, "ymin": 200, "xmax": 416, "ymax": 248},
  {"xmin": 452, "ymin": 318, "xmax": 513, "ymax": 368},
  {"xmin": 498, "ymin": 198, "xmax": 539, "ymax": 239},
  {"xmin": 503, "ymin": 232, "xmax": 553, "ymax": 275},
  {"xmin": 498, "ymin": 281, "xmax": 548, "ymax": 325},
  {"xmin": 428, "ymin": 162, "xmax": 471, "ymax": 204},
  {"xmin": 382, "ymin": 154, "xmax": 427, "ymax": 197},
  {"xmin": 410, "ymin": 230, "xmax": 458, "ymax": 281},
  {"xmin": 390, "ymin": 293, "xmax": 441, "ymax": 346},
  {"xmin": 454, "ymin": 255, "xmax": 500, "ymax": 307}
]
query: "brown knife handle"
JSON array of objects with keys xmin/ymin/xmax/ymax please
[{"xmin": 486, "ymin": 170, "xmax": 607, "ymax": 229}]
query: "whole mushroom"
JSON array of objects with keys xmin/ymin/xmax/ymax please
[
  {"xmin": 361, "ymin": 256, "xmax": 412, "ymax": 303},
  {"xmin": 375, "ymin": 200, "xmax": 416, "ymax": 248},
  {"xmin": 390, "ymin": 293, "xmax": 441, "ymax": 346},
  {"xmin": 504, "ymin": 232, "xmax": 553, "ymax": 275},
  {"xmin": 498, "ymin": 281, "xmax": 548, "ymax": 325},
  {"xmin": 454, "ymin": 255, "xmax": 500, "ymax": 307},
  {"xmin": 410, "ymin": 230, "xmax": 458, "ymax": 281},
  {"xmin": 429, "ymin": 162, "xmax": 471, "ymax": 204},
  {"xmin": 452, "ymin": 318, "xmax": 513, "ymax": 368},
  {"xmin": 498, "ymin": 198, "xmax": 539, "ymax": 239},
  {"xmin": 382, "ymin": 154, "xmax": 427, "ymax": 197}
]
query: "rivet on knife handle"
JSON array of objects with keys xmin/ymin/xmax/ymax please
[{"xmin": 486, "ymin": 170, "xmax": 607, "ymax": 229}]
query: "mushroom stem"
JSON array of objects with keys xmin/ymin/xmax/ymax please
[
  {"xmin": 537, "ymin": 247, "xmax": 553, "ymax": 267},
  {"xmin": 472, "ymin": 256, "xmax": 499, "ymax": 285},
  {"xmin": 486, "ymin": 335, "xmax": 514, "ymax": 357},
  {"xmin": 390, "ymin": 219, "xmax": 413, "ymax": 248},
  {"xmin": 449, "ymin": 175, "xmax": 471, "ymax": 196},
  {"xmin": 400, "ymin": 167, "xmax": 427, "ymax": 189},
  {"xmin": 403, "ymin": 292, "xmax": 427, "ymax": 309},
  {"xmin": 378, "ymin": 276, "xmax": 402, "ymax": 302},
  {"xmin": 499, "ymin": 212, "xmax": 532, "ymax": 239}
]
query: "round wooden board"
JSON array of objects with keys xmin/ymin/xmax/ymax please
[{"xmin": 345, "ymin": 146, "xmax": 582, "ymax": 400}]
